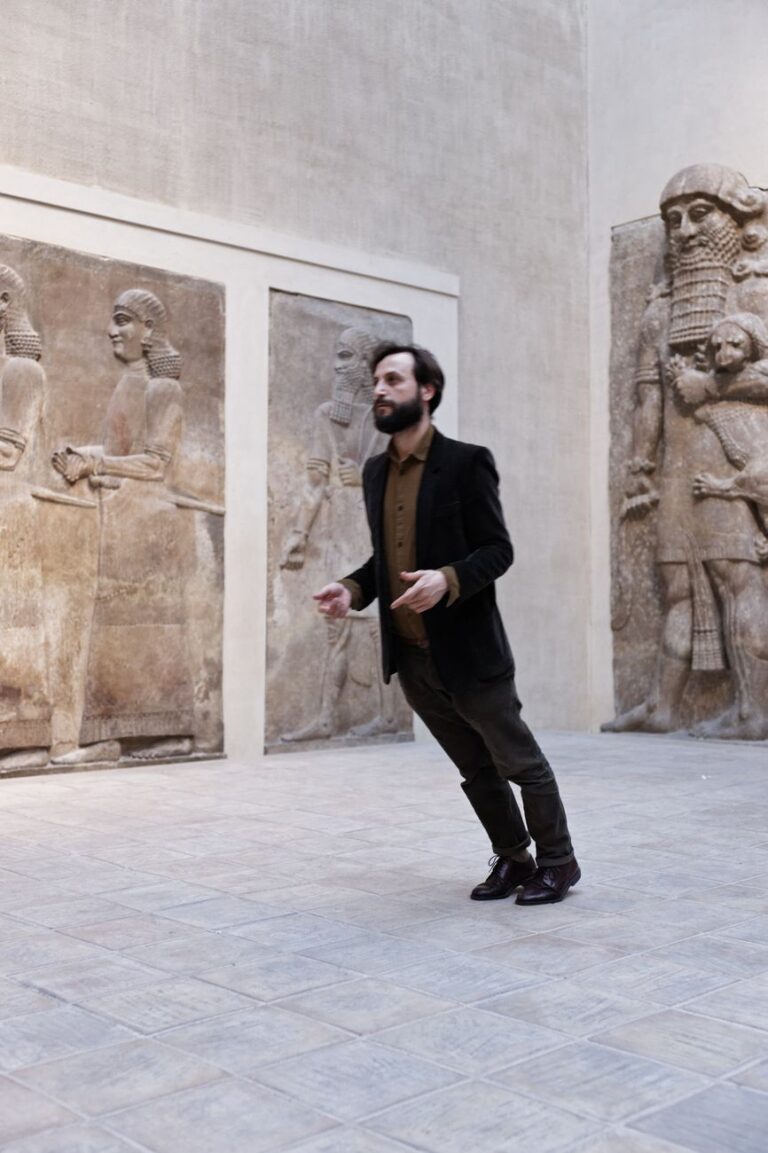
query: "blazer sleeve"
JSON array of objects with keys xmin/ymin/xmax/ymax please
[{"xmin": 449, "ymin": 447, "xmax": 514, "ymax": 603}]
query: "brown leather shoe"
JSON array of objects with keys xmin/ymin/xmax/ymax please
[
  {"xmin": 515, "ymin": 859, "xmax": 581, "ymax": 905},
  {"xmin": 470, "ymin": 855, "xmax": 537, "ymax": 901}
]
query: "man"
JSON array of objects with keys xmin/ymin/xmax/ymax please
[
  {"xmin": 604, "ymin": 164, "xmax": 768, "ymax": 739},
  {"xmin": 314, "ymin": 343, "xmax": 579, "ymax": 904}
]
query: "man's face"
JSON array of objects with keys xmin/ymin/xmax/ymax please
[
  {"xmin": 372, "ymin": 352, "xmax": 427, "ymax": 433},
  {"xmin": 710, "ymin": 322, "xmax": 751, "ymax": 373},
  {"xmin": 664, "ymin": 196, "xmax": 741, "ymax": 265},
  {"xmin": 109, "ymin": 308, "xmax": 149, "ymax": 363}
]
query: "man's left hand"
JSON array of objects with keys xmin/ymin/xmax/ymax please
[{"xmin": 391, "ymin": 570, "xmax": 447, "ymax": 613}]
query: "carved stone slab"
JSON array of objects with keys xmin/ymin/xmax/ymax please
[
  {"xmin": 0, "ymin": 235, "xmax": 225, "ymax": 774},
  {"xmin": 266, "ymin": 291, "xmax": 412, "ymax": 751},
  {"xmin": 607, "ymin": 164, "xmax": 768, "ymax": 740}
]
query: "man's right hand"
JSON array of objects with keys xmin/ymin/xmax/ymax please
[{"xmin": 313, "ymin": 583, "xmax": 352, "ymax": 618}]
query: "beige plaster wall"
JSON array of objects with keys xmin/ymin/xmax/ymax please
[
  {"xmin": 3, "ymin": 0, "xmax": 590, "ymax": 730},
  {"xmin": 588, "ymin": 0, "xmax": 768, "ymax": 727}
]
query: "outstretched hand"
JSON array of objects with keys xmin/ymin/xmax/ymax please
[
  {"xmin": 391, "ymin": 569, "xmax": 447, "ymax": 614},
  {"xmin": 313, "ymin": 582, "xmax": 352, "ymax": 618}
]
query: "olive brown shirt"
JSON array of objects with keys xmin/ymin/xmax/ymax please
[{"xmin": 342, "ymin": 423, "xmax": 459, "ymax": 641}]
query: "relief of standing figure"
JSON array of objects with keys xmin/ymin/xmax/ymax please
[
  {"xmin": 606, "ymin": 165, "xmax": 768, "ymax": 739},
  {"xmin": 52, "ymin": 289, "xmax": 195, "ymax": 763},
  {"xmin": 0, "ymin": 265, "xmax": 51, "ymax": 768},
  {"xmin": 279, "ymin": 326, "xmax": 401, "ymax": 742}
]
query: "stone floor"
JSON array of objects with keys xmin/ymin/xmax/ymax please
[{"xmin": 0, "ymin": 732, "xmax": 767, "ymax": 1152}]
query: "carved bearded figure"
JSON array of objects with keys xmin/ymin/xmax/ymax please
[
  {"xmin": 0, "ymin": 265, "xmax": 51, "ymax": 765},
  {"xmin": 280, "ymin": 326, "xmax": 398, "ymax": 741},
  {"xmin": 52, "ymin": 289, "xmax": 195, "ymax": 763},
  {"xmin": 606, "ymin": 164, "xmax": 768, "ymax": 739}
]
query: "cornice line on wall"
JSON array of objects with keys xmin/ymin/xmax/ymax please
[{"xmin": 0, "ymin": 165, "xmax": 460, "ymax": 299}]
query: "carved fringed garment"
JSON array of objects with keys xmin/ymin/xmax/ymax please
[
  {"xmin": 0, "ymin": 355, "xmax": 52, "ymax": 749},
  {"xmin": 79, "ymin": 368, "xmax": 195, "ymax": 744}
]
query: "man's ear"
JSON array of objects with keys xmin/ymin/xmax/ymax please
[{"xmin": 420, "ymin": 382, "xmax": 436, "ymax": 408}]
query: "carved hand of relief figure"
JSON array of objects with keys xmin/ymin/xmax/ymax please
[
  {"xmin": 692, "ymin": 471, "xmax": 730, "ymax": 498},
  {"xmin": 755, "ymin": 534, "xmax": 768, "ymax": 564},
  {"xmin": 621, "ymin": 463, "xmax": 659, "ymax": 520},
  {"xmin": 667, "ymin": 354, "xmax": 715, "ymax": 409},
  {"xmin": 338, "ymin": 459, "xmax": 363, "ymax": 486},
  {"xmin": 280, "ymin": 529, "xmax": 308, "ymax": 570},
  {"xmin": 52, "ymin": 448, "xmax": 95, "ymax": 484}
]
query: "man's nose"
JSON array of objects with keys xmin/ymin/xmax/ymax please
[{"xmin": 373, "ymin": 380, "xmax": 388, "ymax": 396}]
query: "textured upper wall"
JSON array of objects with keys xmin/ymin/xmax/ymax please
[{"xmin": 3, "ymin": 0, "xmax": 590, "ymax": 727}]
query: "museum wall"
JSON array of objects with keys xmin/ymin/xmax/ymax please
[
  {"xmin": 2, "ymin": 0, "xmax": 591, "ymax": 733},
  {"xmin": 588, "ymin": 0, "xmax": 768, "ymax": 728}
]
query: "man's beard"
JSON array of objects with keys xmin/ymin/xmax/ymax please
[{"xmin": 373, "ymin": 395, "xmax": 424, "ymax": 434}]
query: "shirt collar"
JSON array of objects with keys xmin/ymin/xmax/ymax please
[{"xmin": 387, "ymin": 422, "xmax": 435, "ymax": 464}]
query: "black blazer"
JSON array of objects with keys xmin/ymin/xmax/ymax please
[{"xmin": 345, "ymin": 428, "xmax": 516, "ymax": 693}]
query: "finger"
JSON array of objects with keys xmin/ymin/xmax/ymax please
[{"xmin": 399, "ymin": 571, "xmax": 424, "ymax": 582}]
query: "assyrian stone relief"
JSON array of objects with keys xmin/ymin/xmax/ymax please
[
  {"xmin": 606, "ymin": 164, "xmax": 768, "ymax": 740},
  {"xmin": 0, "ymin": 237, "xmax": 225, "ymax": 774},
  {"xmin": 266, "ymin": 292, "xmax": 412, "ymax": 751}
]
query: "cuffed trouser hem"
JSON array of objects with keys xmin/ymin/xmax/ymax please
[
  {"xmin": 535, "ymin": 853, "xmax": 576, "ymax": 867},
  {"xmin": 495, "ymin": 837, "xmax": 532, "ymax": 857}
]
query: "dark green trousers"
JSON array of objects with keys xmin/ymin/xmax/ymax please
[{"xmin": 396, "ymin": 644, "xmax": 574, "ymax": 865}]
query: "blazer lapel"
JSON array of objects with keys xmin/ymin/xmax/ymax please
[{"xmin": 366, "ymin": 452, "xmax": 389, "ymax": 553}]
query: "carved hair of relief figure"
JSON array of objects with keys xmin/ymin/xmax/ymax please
[
  {"xmin": 279, "ymin": 325, "xmax": 399, "ymax": 743},
  {"xmin": 51, "ymin": 288, "xmax": 196, "ymax": 765},
  {"xmin": 605, "ymin": 164, "xmax": 768, "ymax": 741}
]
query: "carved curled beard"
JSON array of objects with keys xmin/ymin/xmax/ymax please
[
  {"xmin": 668, "ymin": 213, "xmax": 743, "ymax": 349},
  {"xmin": 330, "ymin": 372, "xmax": 374, "ymax": 425}
]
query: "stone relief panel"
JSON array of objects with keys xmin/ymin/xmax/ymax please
[
  {"xmin": 266, "ymin": 291, "xmax": 413, "ymax": 751},
  {"xmin": 0, "ymin": 235, "xmax": 224, "ymax": 774},
  {"xmin": 605, "ymin": 164, "xmax": 768, "ymax": 740}
]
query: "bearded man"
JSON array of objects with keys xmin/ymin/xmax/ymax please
[
  {"xmin": 314, "ymin": 343, "xmax": 580, "ymax": 905},
  {"xmin": 605, "ymin": 164, "xmax": 768, "ymax": 738}
]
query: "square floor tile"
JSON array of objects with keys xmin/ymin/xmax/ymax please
[
  {"xmin": 16, "ymin": 1038, "xmax": 224, "ymax": 1114},
  {"xmin": 281, "ymin": 978, "xmax": 454, "ymax": 1033},
  {"xmin": 685, "ymin": 973, "xmax": 768, "ymax": 1030},
  {"xmin": 251, "ymin": 1039, "xmax": 461, "ymax": 1121},
  {"xmin": 649, "ymin": 935, "xmax": 768, "ymax": 978},
  {"xmin": 481, "ymin": 980, "xmax": 656, "ymax": 1038},
  {"xmin": 20, "ymin": 954, "xmax": 164, "ymax": 1000},
  {"xmin": 0, "ymin": 1078, "xmax": 75, "ymax": 1144},
  {"xmin": 75, "ymin": 975, "xmax": 257, "ymax": 1033},
  {"xmin": 569, "ymin": 954, "xmax": 736, "ymax": 1007},
  {"xmin": 301, "ymin": 930, "xmax": 455, "ymax": 975},
  {"xmin": 0, "ymin": 1123, "xmax": 139, "ymax": 1151},
  {"xmin": 201, "ymin": 951, "xmax": 357, "ymax": 1000},
  {"xmin": 475, "ymin": 934, "xmax": 625, "ymax": 977},
  {"xmin": 384, "ymin": 952, "xmax": 547, "ymax": 1003},
  {"xmin": 375, "ymin": 1006, "xmax": 567, "ymax": 1074},
  {"xmin": 161, "ymin": 1005, "xmax": 348, "ymax": 1072},
  {"xmin": 493, "ymin": 1040, "xmax": 710, "ymax": 1121},
  {"xmin": 592, "ymin": 1008, "xmax": 768, "ymax": 1076},
  {"xmin": 106, "ymin": 1077, "xmax": 335, "ymax": 1153},
  {"xmin": 0, "ymin": 1006, "xmax": 134, "ymax": 1072},
  {"xmin": 367, "ymin": 1079, "xmax": 599, "ymax": 1153},
  {"xmin": 631, "ymin": 1083, "xmax": 768, "ymax": 1153}
]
